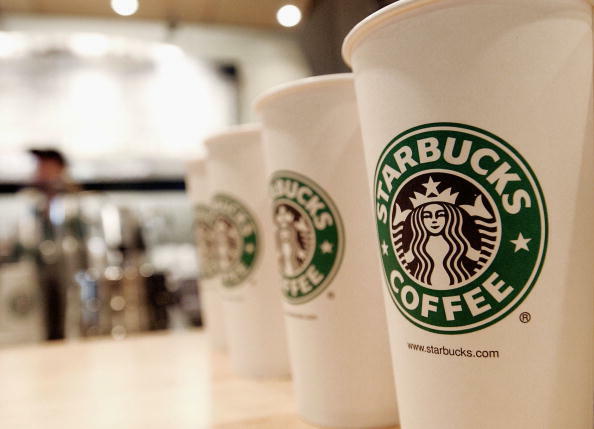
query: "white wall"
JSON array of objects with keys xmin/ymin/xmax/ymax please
[
  {"xmin": 1, "ymin": 14, "xmax": 311, "ymax": 123},
  {"xmin": 0, "ymin": 47, "xmax": 236, "ymax": 166}
]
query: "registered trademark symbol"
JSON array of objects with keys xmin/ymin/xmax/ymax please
[
  {"xmin": 327, "ymin": 291, "xmax": 335, "ymax": 300},
  {"xmin": 519, "ymin": 312, "xmax": 531, "ymax": 323}
]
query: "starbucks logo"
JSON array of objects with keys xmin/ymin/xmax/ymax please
[
  {"xmin": 375, "ymin": 123, "xmax": 547, "ymax": 334},
  {"xmin": 194, "ymin": 204, "xmax": 219, "ymax": 279},
  {"xmin": 212, "ymin": 194, "xmax": 259, "ymax": 287},
  {"xmin": 392, "ymin": 172, "xmax": 500, "ymax": 289},
  {"xmin": 271, "ymin": 171, "xmax": 344, "ymax": 304}
]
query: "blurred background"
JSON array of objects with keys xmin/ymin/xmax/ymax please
[{"xmin": 0, "ymin": 0, "xmax": 395, "ymax": 346}]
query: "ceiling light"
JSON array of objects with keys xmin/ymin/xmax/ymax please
[
  {"xmin": 276, "ymin": 4, "xmax": 302, "ymax": 28},
  {"xmin": 111, "ymin": 0, "xmax": 139, "ymax": 17}
]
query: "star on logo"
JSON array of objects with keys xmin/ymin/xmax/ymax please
[
  {"xmin": 422, "ymin": 176, "xmax": 441, "ymax": 196},
  {"xmin": 245, "ymin": 243, "xmax": 255, "ymax": 254},
  {"xmin": 320, "ymin": 241, "xmax": 334, "ymax": 254},
  {"xmin": 381, "ymin": 241, "xmax": 389, "ymax": 256},
  {"xmin": 510, "ymin": 233, "xmax": 531, "ymax": 253}
]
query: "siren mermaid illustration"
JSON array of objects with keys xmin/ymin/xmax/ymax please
[
  {"xmin": 214, "ymin": 216, "xmax": 241, "ymax": 272},
  {"xmin": 392, "ymin": 176, "xmax": 499, "ymax": 290},
  {"xmin": 274, "ymin": 204, "xmax": 313, "ymax": 277},
  {"xmin": 195, "ymin": 214, "xmax": 218, "ymax": 275}
]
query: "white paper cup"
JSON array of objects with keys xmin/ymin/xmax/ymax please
[
  {"xmin": 343, "ymin": 1, "xmax": 593, "ymax": 428},
  {"xmin": 204, "ymin": 124, "xmax": 290, "ymax": 377},
  {"xmin": 186, "ymin": 158, "xmax": 227, "ymax": 351},
  {"xmin": 254, "ymin": 74, "xmax": 398, "ymax": 428}
]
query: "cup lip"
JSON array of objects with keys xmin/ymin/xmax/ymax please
[
  {"xmin": 185, "ymin": 157, "xmax": 206, "ymax": 174},
  {"xmin": 342, "ymin": 0, "xmax": 438, "ymax": 67},
  {"xmin": 343, "ymin": 0, "xmax": 594, "ymax": 66},
  {"xmin": 204, "ymin": 123, "xmax": 261, "ymax": 148},
  {"xmin": 253, "ymin": 73, "xmax": 353, "ymax": 113}
]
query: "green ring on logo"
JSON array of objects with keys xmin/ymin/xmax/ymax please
[
  {"xmin": 271, "ymin": 170, "xmax": 344, "ymax": 304},
  {"xmin": 374, "ymin": 123, "xmax": 548, "ymax": 334},
  {"xmin": 212, "ymin": 193, "xmax": 259, "ymax": 287},
  {"xmin": 194, "ymin": 204, "xmax": 219, "ymax": 280}
]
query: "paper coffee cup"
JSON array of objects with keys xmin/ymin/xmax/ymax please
[
  {"xmin": 204, "ymin": 124, "xmax": 290, "ymax": 377},
  {"xmin": 254, "ymin": 74, "xmax": 398, "ymax": 428},
  {"xmin": 186, "ymin": 158, "xmax": 227, "ymax": 351},
  {"xmin": 343, "ymin": 1, "xmax": 593, "ymax": 428}
]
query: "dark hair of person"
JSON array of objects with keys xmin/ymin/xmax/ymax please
[{"xmin": 29, "ymin": 148, "xmax": 68, "ymax": 167}]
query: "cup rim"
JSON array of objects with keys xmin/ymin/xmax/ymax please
[
  {"xmin": 185, "ymin": 157, "xmax": 206, "ymax": 173},
  {"xmin": 204, "ymin": 123, "xmax": 261, "ymax": 148},
  {"xmin": 342, "ymin": 0, "xmax": 440, "ymax": 67},
  {"xmin": 342, "ymin": 0, "xmax": 594, "ymax": 66},
  {"xmin": 253, "ymin": 73, "xmax": 353, "ymax": 113}
]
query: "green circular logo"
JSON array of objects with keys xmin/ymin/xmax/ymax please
[
  {"xmin": 374, "ymin": 123, "xmax": 547, "ymax": 334},
  {"xmin": 194, "ymin": 204, "xmax": 219, "ymax": 280},
  {"xmin": 270, "ymin": 171, "xmax": 344, "ymax": 304},
  {"xmin": 212, "ymin": 194, "xmax": 259, "ymax": 287}
]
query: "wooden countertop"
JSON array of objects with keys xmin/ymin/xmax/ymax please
[{"xmin": 0, "ymin": 330, "xmax": 397, "ymax": 429}]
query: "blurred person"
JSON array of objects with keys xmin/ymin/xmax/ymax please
[
  {"xmin": 27, "ymin": 148, "xmax": 78, "ymax": 340},
  {"xmin": 29, "ymin": 149, "xmax": 75, "ymax": 195}
]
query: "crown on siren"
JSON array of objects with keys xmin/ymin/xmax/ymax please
[
  {"xmin": 275, "ymin": 205, "xmax": 295, "ymax": 225},
  {"xmin": 409, "ymin": 176, "xmax": 459, "ymax": 208}
]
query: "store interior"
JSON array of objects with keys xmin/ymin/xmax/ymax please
[{"xmin": 0, "ymin": 0, "xmax": 393, "ymax": 347}]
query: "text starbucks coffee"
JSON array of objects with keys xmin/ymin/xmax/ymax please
[
  {"xmin": 388, "ymin": 269, "xmax": 513, "ymax": 322},
  {"xmin": 212, "ymin": 197, "xmax": 256, "ymax": 238},
  {"xmin": 271, "ymin": 179, "xmax": 334, "ymax": 230},
  {"xmin": 270, "ymin": 172, "xmax": 344, "ymax": 304},
  {"xmin": 271, "ymin": 178, "xmax": 333, "ymax": 298},
  {"xmin": 375, "ymin": 135, "xmax": 532, "ymax": 223}
]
